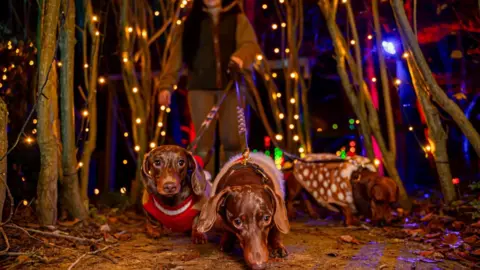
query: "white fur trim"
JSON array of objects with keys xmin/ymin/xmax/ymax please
[
  {"xmin": 153, "ymin": 198, "xmax": 192, "ymax": 216},
  {"xmin": 211, "ymin": 152, "xmax": 285, "ymax": 198}
]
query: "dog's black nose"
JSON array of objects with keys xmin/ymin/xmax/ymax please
[{"xmin": 163, "ymin": 183, "xmax": 177, "ymax": 193}]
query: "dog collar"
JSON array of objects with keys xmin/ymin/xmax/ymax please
[{"xmin": 229, "ymin": 159, "xmax": 271, "ymax": 186}]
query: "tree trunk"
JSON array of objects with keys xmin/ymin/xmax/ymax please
[
  {"xmin": 80, "ymin": 0, "xmax": 100, "ymax": 204},
  {"xmin": 391, "ymin": 0, "xmax": 480, "ymax": 158},
  {"xmin": 36, "ymin": 0, "xmax": 60, "ymax": 226},
  {"xmin": 319, "ymin": 0, "xmax": 411, "ymax": 210},
  {"xmin": 0, "ymin": 98, "xmax": 7, "ymax": 220},
  {"xmin": 372, "ymin": 0, "xmax": 397, "ymax": 157},
  {"xmin": 59, "ymin": 0, "xmax": 88, "ymax": 219}
]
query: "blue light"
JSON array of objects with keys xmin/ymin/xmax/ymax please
[
  {"xmin": 424, "ymin": 193, "xmax": 430, "ymax": 199},
  {"xmin": 382, "ymin": 41, "xmax": 396, "ymax": 55}
]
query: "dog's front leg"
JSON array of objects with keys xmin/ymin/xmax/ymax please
[
  {"xmin": 268, "ymin": 227, "xmax": 288, "ymax": 258},
  {"xmin": 145, "ymin": 214, "xmax": 164, "ymax": 238},
  {"xmin": 191, "ymin": 215, "xmax": 208, "ymax": 244}
]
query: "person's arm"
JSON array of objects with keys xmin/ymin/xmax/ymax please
[
  {"xmin": 231, "ymin": 14, "xmax": 261, "ymax": 69},
  {"xmin": 156, "ymin": 25, "xmax": 183, "ymax": 92}
]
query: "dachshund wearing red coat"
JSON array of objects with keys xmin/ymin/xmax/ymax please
[{"xmin": 141, "ymin": 145, "xmax": 211, "ymax": 243}]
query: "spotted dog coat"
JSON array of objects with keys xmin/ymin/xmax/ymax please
[{"xmin": 292, "ymin": 154, "xmax": 377, "ymax": 214}]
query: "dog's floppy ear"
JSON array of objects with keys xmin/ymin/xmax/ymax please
[
  {"xmin": 185, "ymin": 150, "xmax": 206, "ymax": 196},
  {"xmin": 141, "ymin": 153, "xmax": 154, "ymax": 191},
  {"xmin": 196, "ymin": 188, "xmax": 231, "ymax": 233},
  {"xmin": 264, "ymin": 186, "xmax": 290, "ymax": 234}
]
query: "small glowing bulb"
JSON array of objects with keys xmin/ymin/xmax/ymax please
[
  {"xmin": 142, "ymin": 30, "xmax": 147, "ymax": 38},
  {"xmin": 133, "ymin": 87, "xmax": 138, "ymax": 93},
  {"xmin": 374, "ymin": 158, "xmax": 381, "ymax": 166},
  {"xmin": 161, "ymin": 131, "xmax": 166, "ymax": 136},
  {"xmin": 123, "ymin": 57, "xmax": 128, "ymax": 63},
  {"xmin": 176, "ymin": 19, "xmax": 182, "ymax": 25},
  {"xmin": 120, "ymin": 187, "xmax": 127, "ymax": 194},
  {"xmin": 294, "ymin": 114, "xmax": 299, "ymax": 120},
  {"xmin": 182, "ymin": 0, "xmax": 187, "ymax": 4},
  {"xmin": 290, "ymin": 72, "xmax": 297, "ymax": 79},
  {"xmin": 317, "ymin": 128, "xmax": 323, "ymax": 132},
  {"xmin": 95, "ymin": 31, "xmax": 100, "ymax": 36},
  {"xmin": 124, "ymin": 132, "xmax": 129, "ymax": 137},
  {"xmin": 160, "ymin": 105, "xmax": 166, "ymax": 111},
  {"xmin": 98, "ymin": 76, "xmax": 106, "ymax": 84},
  {"xmin": 394, "ymin": 79, "xmax": 402, "ymax": 86},
  {"xmin": 84, "ymin": 63, "xmax": 89, "ymax": 68},
  {"xmin": 2, "ymin": 75, "xmax": 7, "ymax": 80},
  {"xmin": 150, "ymin": 142, "xmax": 156, "ymax": 148},
  {"xmin": 94, "ymin": 188, "xmax": 100, "ymax": 195},
  {"xmin": 293, "ymin": 135, "xmax": 299, "ymax": 141},
  {"xmin": 0, "ymin": 83, "xmax": 2, "ymax": 88},
  {"xmin": 127, "ymin": 27, "xmax": 133, "ymax": 33},
  {"xmin": 298, "ymin": 147, "xmax": 305, "ymax": 153},
  {"xmin": 367, "ymin": 34, "xmax": 373, "ymax": 40},
  {"xmin": 274, "ymin": 48, "xmax": 279, "ymax": 53},
  {"xmin": 29, "ymin": 60, "xmax": 34, "ymax": 66},
  {"xmin": 262, "ymin": 4, "xmax": 268, "ymax": 9},
  {"xmin": 290, "ymin": 98, "xmax": 295, "ymax": 104},
  {"xmin": 136, "ymin": 118, "xmax": 141, "ymax": 124},
  {"xmin": 33, "ymin": 119, "xmax": 38, "ymax": 124},
  {"xmin": 342, "ymin": 0, "xmax": 347, "ymax": 3},
  {"xmin": 402, "ymin": 52, "xmax": 409, "ymax": 58},
  {"xmin": 32, "ymin": 129, "xmax": 37, "ymax": 134},
  {"xmin": 425, "ymin": 145, "xmax": 432, "ymax": 152},
  {"xmin": 256, "ymin": 54, "xmax": 263, "ymax": 61},
  {"xmin": 158, "ymin": 122, "xmax": 163, "ymax": 127},
  {"xmin": 272, "ymin": 73, "xmax": 278, "ymax": 78},
  {"xmin": 78, "ymin": 162, "xmax": 84, "ymax": 167},
  {"xmin": 154, "ymin": 11, "xmax": 160, "ymax": 16},
  {"xmin": 23, "ymin": 200, "xmax": 28, "ymax": 206},
  {"xmin": 289, "ymin": 124, "xmax": 295, "ymax": 129},
  {"xmin": 350, "ymin": 40, "xmax": 356, "ymax": 45},
  {"xmin": 276, "ymin": 92, "xmax": 282, "ymax": 98},
  {"xmin": 15, "ymin": 48, "xmax": 20, "ymax": 54},
  {"xmin": 279, "ymin": 0, "xmax": 285, "ymax": 3},
  {"xmin": 285, "ymin": 48, "xmax": 290, "ymax": 53},
  {"xmin": 92, "ymin": 15, "xmax": 98, "ymax": 22},
  {"xmin": 166, "ymin": 107, "xmax": 171, "ymax": 113},
  {"xmin": 355, "ymin": 119, "xmax": 360, "ymax": 124},
  {"xmin": 85, "ymin": 128, "xmax": 89, "ymax": 132},
  {"xmin": 408, "ymin": 126, "xmax": 414, "ymax": 131},
  {"xmin": 281, "ymin": 22, "xmax": 286, "ymax": 28},
  {"xmin": 134, "ymin": 145, "xmax": 140, "ymax": 152},
  {"xmin": 272, "ymin": 24, "xmax": 278, "ymax": 30},
  {"xmin": 21, "ymin": 177, "xmax": 25, "ymax": 182},
  {"xmin": 82, "ymin": 110, "xmax": 89, "ymax": 117},
  {"xmin": 173, "ymin": 85, "xmax": 178, "ymax": 90},
  {"xmin": 275, "ymin": 134, "xmax": 283, "ymax": 141},
  {"xmin": 123, "ymin": 160, "xmax": 128, "ymax": 165},
  {"xmin": 279, "ymin": 113, "xmax": 285, "ymax": 119},
  {"xmin": 371, "ymin": 77, "xmax": 377, "ymax": 82}
]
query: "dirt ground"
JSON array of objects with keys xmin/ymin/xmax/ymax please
[{"xmin": 11, "ymin": 215, "xmax": 465, "ymax": 270}]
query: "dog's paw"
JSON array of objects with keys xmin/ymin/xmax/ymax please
[
  {"xmin": 270, "ymin": 245, "xmax": 288, "ymax": 258},
  {"xmin": 191, "ymin": 231, "xmax": 208, "ymax": 244},
  {"xmin": 145, "ymin": 223, "xmax": 163, "ymax": 239}
]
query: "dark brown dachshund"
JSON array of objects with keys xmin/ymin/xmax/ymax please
[
  {"xmin": 141, "ymin": 145, "xmax": 210, "ymax": 243},
  {"xmin": 197, "ymin": 153, "xmax": 290, "ymax": 270},
  {"xmin": 351, "ymin": 169, "xmax": 399, "ymax": 225}
]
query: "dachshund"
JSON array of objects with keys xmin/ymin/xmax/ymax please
[
  {"xmin": 141, "ymin": 145, "xmax": 211, "ymax": 243},
  {"xmin": 196, "ymin": 152, "xmax": 290, "ymax": 270}
]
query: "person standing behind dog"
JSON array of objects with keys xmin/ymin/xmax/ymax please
[{"xmin": 156, "ymin": 0, "xmax": 261, "ymax": 175}]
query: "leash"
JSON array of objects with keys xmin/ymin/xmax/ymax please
[{"xmin": 187, "ymin": 81, "xmax": 233, "ymax": 152}]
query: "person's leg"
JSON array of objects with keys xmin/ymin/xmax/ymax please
[
  {"xmin": 188, "ymin": 90, "xmax": 217, "ymax": 173},
  {"xmin": 218, "ymin": 91, "xmax": 242, "ymax": 165}
]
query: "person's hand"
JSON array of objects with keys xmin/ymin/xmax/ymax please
[
  {"xmin": 158, "ymin": 90, "xmax": 171, "ymax": 106},
  {"xmin": 230, "ymin": 56, "xmax": 243, "ymax": 69}
]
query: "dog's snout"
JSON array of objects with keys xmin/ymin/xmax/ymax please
[
  {"xmin": 251, "ymin": 262, "xmax": 266, "ymax": 270},
  {"xmin": 163, "ymin": 182, "xmax": 177, "ymax": 193}
]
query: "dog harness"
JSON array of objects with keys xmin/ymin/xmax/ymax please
[{"xmin": 143, "ymin": 194, "xmax": 200, "ymax": 233}]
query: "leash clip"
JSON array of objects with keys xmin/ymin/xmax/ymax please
[{"xmin": 242, "ymin": 148, "xmax": 250, "ymax": 165}]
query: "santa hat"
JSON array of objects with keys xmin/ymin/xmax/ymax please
[{"xmin": 193, "ymin": 155, "xmax": 204, "ymax": 169}]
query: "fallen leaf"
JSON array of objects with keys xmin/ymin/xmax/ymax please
[
  {"xmin": 114, "ymin": 231, "xmax": 132, "ymax": 241},
  {"xmin": 472, "ymin": 249, "xmax": 480, "ymax": 256},
  {"xmin": 339, "ymin": 235, "xmax": 360, "ymax": 244},
  {"xmin": 452, "ymin": 221, "xmax": 465, "ymax": 231},
  {"xmin": 471, "ymin": 221, "xmax": 480, "ymax": 228},
  {"xmin": 146, "ymin": 223, "xmax": 162, "ymax": 238},
  {"xmin": 404, "ymin": 228, "xmax": 424, "ymax": 236},
  {"xmin": 58, "ymin": 218, "xmax": 81, "ymax": 227},
  {"xmin": 464, "ymin": 235, "xmax": 480, "ymax": 244},
  {"xmin": 16, "ymin": 255, "xmax": 30, "ymax": 264},
  {"xmin": 421, "ymin": 213, "xmax": 434, "ymax": 222},
  {"xmin": 108, "ymin": 217, "xmax": 118, "ymax": 223},
  {"xmin": 420, "ymin": 251, "xmax": 434, "ymax": 257},
  {"xmin": 445, "ymin": 252, "xmax": 460, "ymax": 261},
  {"xmin": 443, "ymin": 234, "xmax": 458, "ymax": 245},
  {"xmin": 426, "ymin": 233, "xmax": 441, "ymax": 239}
]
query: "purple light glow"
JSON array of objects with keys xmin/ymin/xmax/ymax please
[{"xmin": 382, "ymin": 41, "xmax": 396, "ymax": 55}]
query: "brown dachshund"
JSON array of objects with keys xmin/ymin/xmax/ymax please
[
  {"xmin": 141, "ymin": 145, "xmax": 211, "ymax": 243},
  {"xmin": 197, "ymin": 152, "xmax": 290, "ymax": 270},
  {"xmin": 351, "ymin": 169, "xmax": 399, "ymax": 225},
  {"xmin": 286, "ymin": 154, "xmax": 379, "ymax": 226}
]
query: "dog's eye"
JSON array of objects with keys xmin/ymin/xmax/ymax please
[
  {"xmin": 263, "ymin": 215, "xmax": 271, "ymax": 222},
  {"xmin": 233, "ymin": 218, "xmax": 242, "ymax": 227},
  {"xmin": 178, "ymin": 159, "xmax": 185, "ymax": 167},
  {"xmin": 153, "ymin": 160, "xmax": 162, "ymax": 166}
]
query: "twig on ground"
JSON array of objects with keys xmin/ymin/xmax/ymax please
[
  {"xmin": 67, "ymin": 244, "xmax": 119, "ymax": 270},
  {"xmin": 0, "ymin": 227, "xmax": 10, "ymax": 255},
  {"xmin": 5, "ymin": 224, "xmax": 101, "ymax": 244},
  {"xmin": 6, "ymin": 252, "xmax": 49, "ymax": 263}
]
